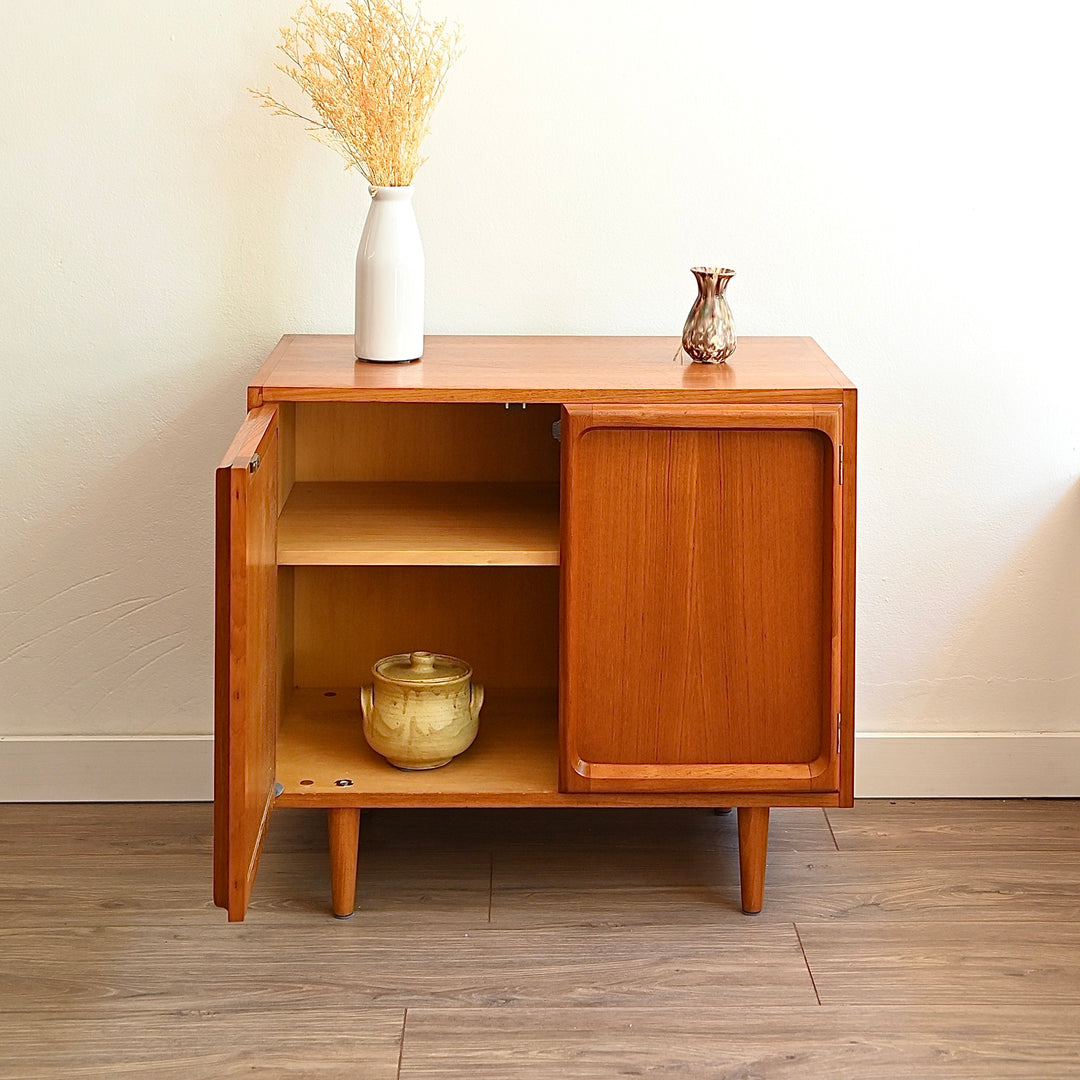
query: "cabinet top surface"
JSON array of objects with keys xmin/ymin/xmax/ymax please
[{"xmin": 250, "ymin": 335, "xmax": 855, "ymax": 404}]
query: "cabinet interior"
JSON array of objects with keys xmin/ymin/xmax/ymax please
[{"xmin": 274, "ymin": 401, "xmax": 563, "ymax": 802}]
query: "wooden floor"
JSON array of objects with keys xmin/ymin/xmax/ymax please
[{"xmin": 2, "ymin": 800, "xmax": 1080, "ymax": 1078}]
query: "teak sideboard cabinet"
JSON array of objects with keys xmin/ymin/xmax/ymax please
[{"xmin": 215, "ymin": 335, "xmax": 857, "ymax": 921}]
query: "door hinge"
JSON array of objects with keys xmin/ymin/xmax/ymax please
[
  {"xmin": 838, "ymin": 445, "xmax": 844, "ymax": 485},
  {"xmin": 836, "ymin": 713, "xmax": 842, "ymax": 755},
  {"xmin": 248, "ymin": 453, "xmax": 260, "ymax": 475},
  {"xmin": 552, "ymin": 419, "xmax": 562, "ymax": 442}
]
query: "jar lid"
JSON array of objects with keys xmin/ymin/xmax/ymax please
[{"xmin": 373, "ymin": 650, "xmax": 471, "ymax": 685}]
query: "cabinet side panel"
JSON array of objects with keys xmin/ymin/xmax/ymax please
[
  {"xmin": 566, "ymin": 425, "xmax": 831, "ymax": 771},
  {"xmin": 840, "ymin": 389, "xmax": 857, "ymax": 806}
]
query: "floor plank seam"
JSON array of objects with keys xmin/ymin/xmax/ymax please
[
  {"xmin": 822, "ymin": 808, "xmax": 840, "ymax": 851},
  {"xmin": 396, "ymin": 1008, "xmax": 407, "ymax": 1080},
  {"xmin": 793, "ymin": 922, "xmax": 821, "ymax": 1005}
]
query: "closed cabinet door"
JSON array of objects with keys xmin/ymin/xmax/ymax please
[
  {"xmin": 214, "ymin": 405, "xmax": 279, "ymax": 920},
  {"xmin": 560, "ymin": 403, "xmax": 845, "ymax": 794}
]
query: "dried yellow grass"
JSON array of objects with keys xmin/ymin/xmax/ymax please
[{"xmin": 252, "ymin": 0, "xmax": 461, "ymax": 188}]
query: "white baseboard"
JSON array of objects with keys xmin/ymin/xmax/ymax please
[
  {"xmin": 1, "ymin": 732, "xmax": 1078, "ymax": 801},
  {"xmin": 854, "ymin": 731, "xmax": 1080, "ymax": 798},
  {"xmin": 0, "ymin": 735, "xmax": 213, "ymax": 802}
]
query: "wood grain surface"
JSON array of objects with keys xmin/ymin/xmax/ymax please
[
  {"xmin": 277, "ymin": 481, "xmax": 560, "ymax": 565},
  {"xmin": 738, "ymin": 805, "xmax": 770, "ymax": 913},
  {"xmin": 274, "ymin": 692, "xmax": 837, "ymax": 810},
  {"xmin": 799, "ymin": 920, "xmax": 1080, "ymax": 1004},
  {"xmin": 250, "ymin": 334, "xmax": 854, "ymax": 404},
  {"xmin": 327, "ymin": 806, "xmax": 361, "ymax": 917},
  {"xmin": 838, "ymin": 387, "xmax": 857, "ymax": 805},
  {"xmin": 214, "ymin": 405, "xmax": 279, "ymax": 921},
  {"xmin": 291, "ymin": 565, "xmax": 559, "ymax": 690},
  {"xmin": 2, "ymin": 1007, "xmax": 405, "ymax": 1080},
  {"xmin": 0, "ymin": 922, "xmax": 815, "ymax": 1014},
  {"xmin": 398, "ymin": 1006, "xmax": 1080, "ymax": 1079},
  {"xmin": 561, "ymin": 409, "xmax": 840, "ymax": 792},
  {"xmin": 3, "ymin": 799, "xmax": 1080, "ymax": 1078},
  {"xmin": 293, "ymin": 401, "xmax": 561, "ymax": 482},
  {"xmin": 0, "ymin": 850, "xmax": 492, "ymax": 927},
  {"xmin": 826, "ymin": 798, "xmax": 1080, "ymax": 850},
  {"xmin": 488, "ymin": 849, "xmax": 1080, "ymax": 928}
]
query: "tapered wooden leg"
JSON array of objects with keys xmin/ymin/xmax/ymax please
[
  {"xmin": 327, "ymin": 807, "xmax": 361, "ymax": 919},
  {"xmin": 737, "ymin": 806, "xmax": 770, "ymax": 915}
]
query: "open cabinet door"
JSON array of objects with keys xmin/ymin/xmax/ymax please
[
  {"xmin": 214, "ymin": 405, "xmax": 279, "ymax": 921},
  {"xmin": 560, "ymin": 403, "xmax": 845, "ymax": 795}
]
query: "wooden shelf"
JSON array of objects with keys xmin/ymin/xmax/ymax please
[
  {"xmin": 274, "ymin": 688, "xmax": 836, "ymax": 808},
  {"xmin": 276, "ymin": 687, "xmax": 560, "ymax": 804},
  {"xmin": 277, "ymin": 481, "xmax": 560, "ymax": 566}
]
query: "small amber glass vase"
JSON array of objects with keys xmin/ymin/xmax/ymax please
[{"xmin": 681, "ymin": 267, "xmax": 736, "ymax": 363}]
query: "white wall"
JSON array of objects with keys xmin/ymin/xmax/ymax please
[{"xmin": 2, "ymin": 0, "xmax": 1077, "ymax": 798}]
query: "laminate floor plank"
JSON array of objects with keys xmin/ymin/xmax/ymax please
[
  {"xmin": 0, "ymin": 803, "xmax": 214, "ymax": 856},
  {"xmin": 398, "ymin": 1005, "xmax": 1080, "ymax": 1080},
  {"xmin": 0, "ymin": 849, "xmax": 492, "ymax": 927},
  {"xmin": 0, "ymin": 1005, "xmax": 405, "ymax": 1080},
  {"xmin": 489, "ymin": 850, "xmax": 1080, "ymax": 926},
  {"xmin": 0, "ymin": 804, "xmax": 327, "ymax": 856},
  {"xmin": 4, "ymin": 800, "xmax": 1080, "ymax": 1076},
  {"xmin": 0, "ymin": 922, "xmax": 815, "ymax": 1014},
  {"xmin": 825, "ymin": 798, "xmax": 1080, "ymax": 851},
  {"xmin": 798, "ymin": 920, "xmax": 1080, "ymax": 1004}
]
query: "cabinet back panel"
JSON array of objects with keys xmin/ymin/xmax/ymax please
[
  {"xmin": 277, "ymin": 565, "xmax": 295, "ymax": 720},
  {"xmin": 567, "ymin": 426, "xmax": 832, "ymax": 767},
  {"xmin": 293, "ymin": 565, "xmax": 558, "ymax": 689},
  {"xmin": 294, "ymin": 403, "xmax": 561, "ymax": 482},
  {"xmin": 278, "ymin": 402, "xmax": 296, "ymax": 511}
]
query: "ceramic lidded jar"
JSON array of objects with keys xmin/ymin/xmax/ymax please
[{"xmin": 360, "ymin": 651, "xmax": 483, "ymax": 770}]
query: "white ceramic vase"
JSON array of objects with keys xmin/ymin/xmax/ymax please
[{"xmin": 354, "ymin": 185, "xmax": 424, "ymax": 363}]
